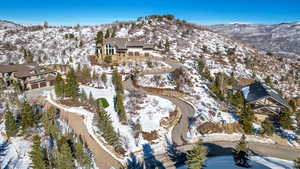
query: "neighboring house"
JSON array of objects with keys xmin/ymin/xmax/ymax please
[
  {"xmin": 241, "ymin": 82, "xmax": 289, "ymax": 114},
  {"xmin": 0, "ymin": 64, "xmax": 56, "ymax": 91},
  {"xmin": 98, "ymin": 38, "xmax": 154, "ymax": 57}
]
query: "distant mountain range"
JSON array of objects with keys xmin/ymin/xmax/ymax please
[
  {"xmin": 208, "ymin": 22, "xmax": 300, "ymax": 58},
  {"xmin": 0, "ymin": 20, "xmax": 22, "ymax": 29}
]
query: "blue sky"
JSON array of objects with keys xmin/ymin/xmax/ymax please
[{"xmin": 1, "ymin": 0, "xmax": 300, "ymax": 25}]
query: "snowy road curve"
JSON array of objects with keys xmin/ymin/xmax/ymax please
[{"xmin": 124, "ymin": 58, "xmax": 196, "ymax": 146}]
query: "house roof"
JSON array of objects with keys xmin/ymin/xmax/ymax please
[
  {"xmin": 0, "ymin": 64, "xmax": 55, "ymax": 78},
  {"xmin": 241, "ymin": 82, "xmax": 289, "ymax": 108},
  {"xmin": 106, "ymin": 38, "xmax": 128, "ymax": 49},
  {"xmin": 104, "ymin": 38, "xmax": 153, "ymax": 50}
]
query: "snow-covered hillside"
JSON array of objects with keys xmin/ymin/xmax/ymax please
[
  {"xmin": 1, "ymin": 16, "xmax": 299, "ymax": 147},
  {"xmin": 112, "ymin": 16, "xmax": 299, "ymax": 98},
  {"xmin": 0, "ymin": 20, "xmax": 22, "ymax": 30},
  {"xmin": 0, "ymin": 17, "xmax": 298, "ymax": 97},
  {"xmin": 208, "ymin": 22, "xmax": 300, "ymax": 58}
]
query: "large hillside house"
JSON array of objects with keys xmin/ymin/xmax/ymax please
[
  {"xmin": 98, "ymin": 38, "xmax": 154, "ymax": 57},
  {"xmin": 0, "ymin": 64, "xmax": 56, "ymax": 91},
  {"xmin": 241, "ymin": 82, "xmax": 289, "ymax": 114}
]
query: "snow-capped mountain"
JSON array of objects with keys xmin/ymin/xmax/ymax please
[
  {"xmin": 208, "ymin": 22, "xmax": 300, "ymax": 58},
  {"xmin": 0, "ymin": 20, "xmax": 22, "ymax": 30}
]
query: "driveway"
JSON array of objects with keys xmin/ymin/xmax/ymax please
[{"xmin": 123, "ymin": 58, "xmax": 195, "ymax": 146}]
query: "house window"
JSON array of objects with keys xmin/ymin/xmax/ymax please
[{"xmin": 105, "ymin": 44, "xmax": 115, "ymax": 55}]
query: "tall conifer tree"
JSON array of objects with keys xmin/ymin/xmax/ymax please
[
  {"xmin": 29, "ymin": 135, "xmax": 47, "ymax": 169},
  {"xmin": 20, "ymin": 101, "xmax": 35, "ymax": 131},
  {"xmin": 57, "ymin": 142, "xmax": 75, "ymax": 169},
  {"xmin": 65, "ymin": 68, "xmax": 79, "ymax": 99},
  {"xmin": 54, "ymin": 73, "xmax": 65, "ymax": 98},
  {"xmin": 4, "ymin": 111, "xmax": 18, "ymax": 137},
  {"xmin": 186, "ymin": 140, "xmax": 207, "ymax": 169}
]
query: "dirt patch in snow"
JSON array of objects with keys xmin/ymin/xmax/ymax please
[
  {"xmin": 197, "ymin": 122, "xmax": 242, "ymax": 134},
  {"xmin": 160, "ymin": 110, "xmax": 179, "ymax": 128},
  {"xmin": 142, "ymin": 130, "xmax": 159, "ymax": 143},
  {"xmin": 59, "ymin": 99, "xmax": 82, "ymax": 107}
]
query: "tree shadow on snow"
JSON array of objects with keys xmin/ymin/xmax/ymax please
[
  {"xmin": 166, "ymin": 139, "xmax": 186, "ymax": 168},
  {"xmin": 126, "ymin": 152, "xmax": 144, "ymax": 169},
  {"xmin": 143, "ymin": 144, "xmax": 166, "ymax": 169}
]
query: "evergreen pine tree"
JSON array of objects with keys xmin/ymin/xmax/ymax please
[
  {"xmin": 92, "ymin": 71, "xmax": 97, "ymax": 81},
  {"xmin": 101, "ymin": 73, "xmax": 107, "ymax": 86},
  {"xmin": 29, "ymin": 135, "xmax": 47, "ymax": 169},
  {"xmin": 279, "ymin": 109, "xmax": 293, "ymax": 129},
  {"xmin": 96, "ymin": 31, "xmax": 104, "ymax": 45},
  {"xmin": 4, "ymin": 111, "xmax": 18, "ymax": 137},
  {"xmin": 74, "ymin": 140, "xmax": 91, "ymax": 168},
  {"xmin": 77, "ymin": 64, "xmax": 81, "ymax": 72},
  {"xmin": 186, "ymin": 139, "xmax": 207, "ymax": 169},
  {"xmin": 239, "ymin": 106, "xmax": 254, "ymax": 134},
  {"xmin": 26, "ymin": 50, "xmax": 34, "ymax": 64},
  {"xmin": 104, "ymin": 29, "xmax": 110, "ymax": 39},
  {"xmin": 112, "ymin": 70, "xmax": 124, "ymax": 94},
  {"xmin": 197, "ymin": 60, "xmax": 205, "ymax": 74},
  {"xmin": 115, "ymin": 93, "xmax": 127, "ymax": 124},
  {"xmin": 81, "ymin": 65, "xmax": 91, "ymax": 78},
  {"xmin": 233, "ymin": 135, "xmax": 250, "ymax": 167},
  {"xmin": 79, "ymin": 40, "xmax": 84, "ymax": 48},
  {"xmin": 164, "ymin": 39, "xmax": 170, "ymax": 53},
  {"xmin": 42, "ymin": 107, "xmax": 59, "ymax": 139},
  {"xmin": 111, "ymin": 29, "xmax": 116, "ymax": 38},
  {"xmin": 80, "ymin": 88, "xmax": 87, "ymax": 104},
  {"xmin": 97, "ymin": 108, "xmax": 120, "ymax": 148},
  {"xmin": 54, "ymin": 73, "xmax": 65, "ymax": 98},
  {"xmin": 23, "ymin": 48, "xmax": 27, "ymax": 61},
  {"xmin": 20, "ymin": 101, "xmax": 35, "ymax": 131},
  {"xmin": 57, "ymin": 142, "xmax": 75, "ymax": 169},
  {"xmin": 65, "ymin": 68, "xmax": 79, "ymax": 100}
]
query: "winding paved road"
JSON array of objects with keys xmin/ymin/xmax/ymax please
[
  {"xmin": 124, "ymin": 78, "xmax": 194, "ymax": 146},
  {"xmin": 124, "ymin": 57, "xmax": 300, "ymax": 161},
  {"xmin": 43, "ymin": 100, "xmax": 123, "ymax": 169},
  {"xmin": 124, "ymin": 58, "xmax": 195, "ymax": 146}
]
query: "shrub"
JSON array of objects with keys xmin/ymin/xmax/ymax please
[
  {"xmin": 97, "ymin": 98, "xmax": 109, "ymax": 108},
  {"xmin": 261, "ymin": 119, "xmax": 274, "ymax": 136},
  {"xmin": 279, "ymin": 110, "xmax": 293, "ymax": 130},
  {"xmin": 104, "ymin": 55, "xmax": 112, "ymax": 64}
]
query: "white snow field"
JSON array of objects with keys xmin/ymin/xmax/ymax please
[
  {"xmin": 0, "ymin": 133, "xmax": 32, "ymax": 169},
  {"xmin": 178, "ymin": 156, "xmax": 294, "ymax": 169},
  {"xmin": 80, "ymin": 76, "xmax": 175, "ymax": 154}
]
